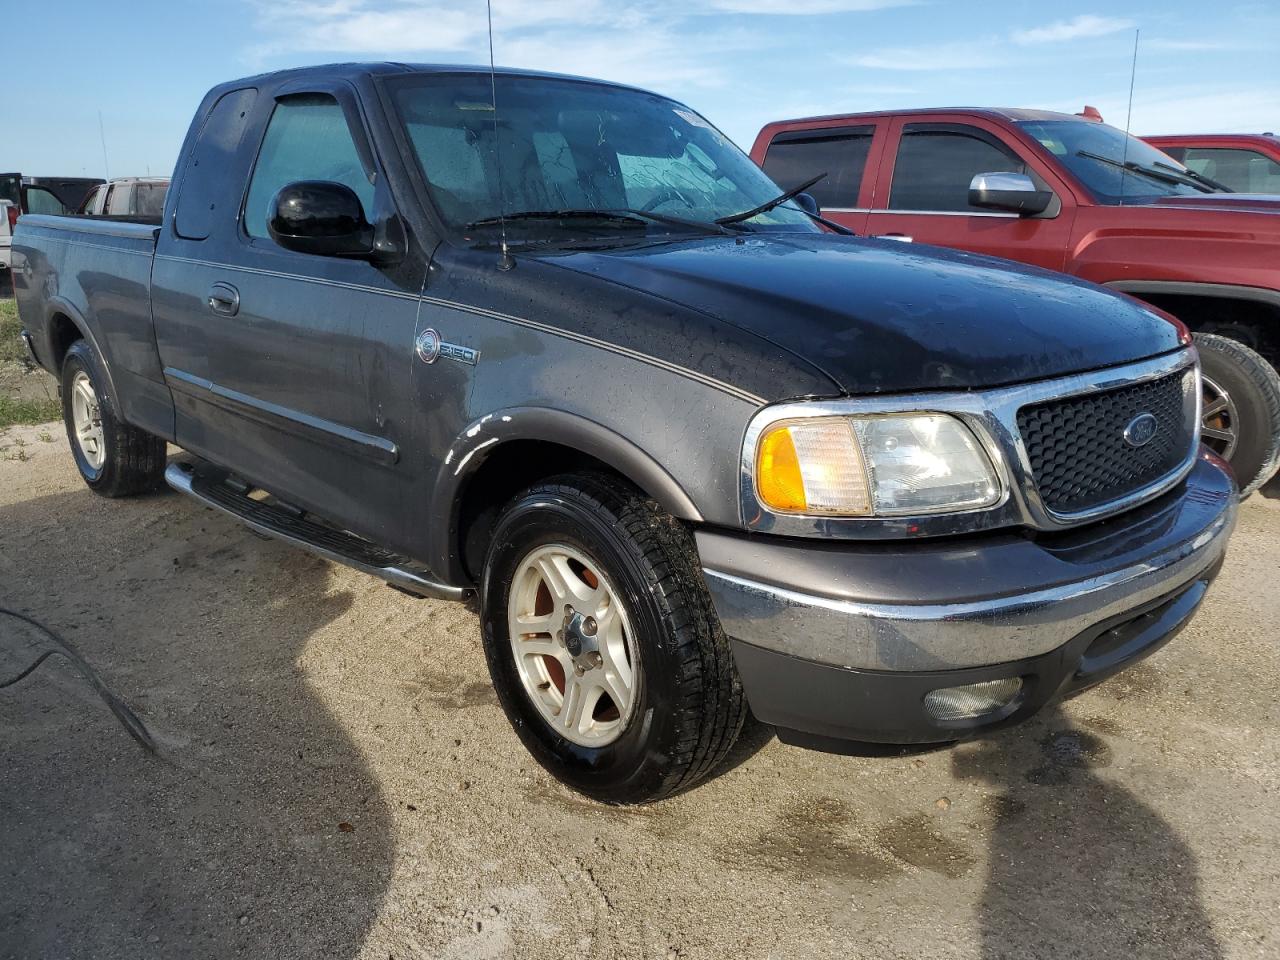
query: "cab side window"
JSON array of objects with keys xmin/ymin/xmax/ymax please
[
  {"xmin": 762, "ymin": 126, "xmax": 874, "ymax": 209},
  {"xmin": 244, "ymin": 94, "xmax": 375, "ymax": 241},
  {"xmin": 25, "ymin": 187, "xmax": 67, "ymax": 215},
  {"xmin": 1176, "ymin": 147, "xmax": 1280, "ymax": 195},
  {"xmin": 890, "ymin": 124, "xmax": 1028, "ymax": 212}
]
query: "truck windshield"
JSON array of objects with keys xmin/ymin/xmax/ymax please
[
  {"xmin": 387, "ymin": 74, "xmax": 818, "ymax": 238},
  {"xmin": 1019, "ymin": 120, "xmax": 1207, "ymax": 203}
]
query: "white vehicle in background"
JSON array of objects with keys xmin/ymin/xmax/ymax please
[
  {"xmin": 0, "ymin": 199, "xmax": 15, "ymax": 274},
  {"xmin": 78, "ymin": 177, "xmax": 170, "ymax": 219}
]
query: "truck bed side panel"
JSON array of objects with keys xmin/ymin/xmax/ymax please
[{"xmin": 13, "ymin": 216, "xmax": 173, "ymax": 438}]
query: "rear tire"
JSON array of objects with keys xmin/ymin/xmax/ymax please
[
  {"xmin": 1195, "ymin": 333, "xmax": 1280, "ymax": 497},
  {"xmin": 479, "ymin": 473, "xmax": 745, "ymax": 804},
  {"xmin": 60, "ymin": 340, "xmax": 166, "ymax": 497}
]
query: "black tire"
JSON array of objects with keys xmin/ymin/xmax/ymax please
[
  {"xmin": 60, "ymin": 339, "xmax": 166, "ymax": 497},
  {"xmin": 1195, "ymin": 332, "xmax": 1280, "ymax": 497},
  {"xmin": 480, "ymin": 473, "xmax": 746, "ymax": 804}
]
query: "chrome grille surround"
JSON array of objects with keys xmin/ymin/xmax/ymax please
[{"xmin": 739, "ymin": 349, "xmax": 1200, "ymax": 540}]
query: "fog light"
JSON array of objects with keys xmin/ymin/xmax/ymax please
[{"xmin": 923, "ymin": 677, "xmax": 1023, "ymax": 722}]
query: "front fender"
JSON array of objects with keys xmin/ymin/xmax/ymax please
[{"xmin": 429, "ymin": 406, "xmax": 705, "ymax": 579}]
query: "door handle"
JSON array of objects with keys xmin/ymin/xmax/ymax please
[
  {"xmin": 874, "ymin": 233, "xmax": 913, "ymax": 242},
  {"xmin": 207, "ymin": 282, "xmax": 240, "ymax": 316}
]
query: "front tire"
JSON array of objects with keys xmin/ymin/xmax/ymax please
[
  {"xmin": 480, "ymin": 473, "xmax": 745, "ymax": 804},
  {"xmin": 1195, "ymin": 333, "xmax": 1280, "ymax": 497},
  {"xmin": 60, "ymin": 340, "xmax": 166, "ymax": 497}
]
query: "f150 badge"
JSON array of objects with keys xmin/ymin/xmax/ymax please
[{"xmin": 416, "ymin": 328, "xmax": 479, "ymax": 366}]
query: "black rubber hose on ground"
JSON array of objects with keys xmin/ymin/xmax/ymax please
[{"xmin": 0, "ymin": 606, "xmax": 157, "ymax": 754}]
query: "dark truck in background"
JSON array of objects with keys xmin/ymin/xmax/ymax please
[
  {"xmin": 751, "ymin": 108, "xmax": 1280, "ymax": 495},
  {"xmin": 13, "ymin": 64, "xmax": 1236, "ymax": 803},
  {"xmin": 0, "ymin": 173, "xmax": 105, "ymax": 215}
]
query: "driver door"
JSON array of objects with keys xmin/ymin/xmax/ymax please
[{"xmin": 866, "ymin": 117, "xmax": 1075, "ymax": 271}]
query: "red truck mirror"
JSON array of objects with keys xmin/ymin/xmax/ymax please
[{"xmin": 968, "ymin": 172, "xmax": 1053, "ymax": 216}]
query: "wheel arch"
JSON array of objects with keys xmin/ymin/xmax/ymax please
[
  {"xmin": 432, "ymin": 407, "xmax": 705, "ymax": 585},
  {"xmin": 1103, "ymin": 281, "xmax": 1280, "ymax": 366},
  {"xmin": 40, "ymin": 296, "xmax": 122, "ymax": 405}
]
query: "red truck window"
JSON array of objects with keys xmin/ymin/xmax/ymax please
[
  {"xmin": 1165, "ymin": 147, "xmax": 1280, "ymax": 194},
  {"xmin": 889, "ymin": 123, "xmax": 1028, "ymax": 212},
  {"xmin": 761, "ymin": 126, "xmax": 874, "ymax": 209}
]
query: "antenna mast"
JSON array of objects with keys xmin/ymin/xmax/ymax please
[
  {"xmin": 486, "ymin": 0, "xmax": 513, "ymax": 270},
  {"xmin": 1118, "ymin": 28, "xmax": 1139, "ymax": 206},
  {"xmin": 97, "ymin": 110, "xmax": 111, "ymax": 180}
]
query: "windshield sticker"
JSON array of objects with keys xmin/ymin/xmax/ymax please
[{"xmin": 675, "ymin": 108, "xmax": 712, "ymax": 130}]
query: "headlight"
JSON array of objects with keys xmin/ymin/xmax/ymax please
[{"xmin": 754, "ymin": 413, "xmax": 1001, "ymax": 517}]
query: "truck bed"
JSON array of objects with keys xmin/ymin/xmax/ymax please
[{"xmin": 13, "ymin": 213, "xmax": 171, "ymax": 438}]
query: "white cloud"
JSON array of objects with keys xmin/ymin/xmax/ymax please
[
  {"xmin": 1012, "ymin": 14, "xmax": 1134, "ymax": 45},
  {"xmin": 845, "ymin": 42, "xmax": 1002, "ymax": 71}
]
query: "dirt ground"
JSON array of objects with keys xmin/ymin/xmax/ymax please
[{"xmin": 2, "ymin": 421, "xmax": 1278, "ymax": 960}]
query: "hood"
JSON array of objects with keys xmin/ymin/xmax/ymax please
[{"xmin": 537, "ymin": 233, "xmax": 1184, "ymax": 394}]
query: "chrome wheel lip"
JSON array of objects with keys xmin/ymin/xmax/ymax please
[
  {"xmin": 507, "ymin": 542, "xmax": 638, "ymax": 748},
  {"xmin": 1201, "ymin": 374, "xmax": 1239, "ymax": 462},
  {"xmin": 70, "ymin": 370, "xmax": 105, "ymax": 471}
]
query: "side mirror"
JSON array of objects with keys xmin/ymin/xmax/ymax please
[
  {"xmin": 268, "ymin": 180, "xmax": 374, "ymax": 257},
  {"xmin": 794, "ymin": 192, "xmax": 820, "ymax": 216},
  {"xmin": 968, "ymin": 172, "xmax": 1053, "ymax": 216}
]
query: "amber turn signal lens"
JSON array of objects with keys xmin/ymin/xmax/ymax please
[{"xmin": 756, "ymin": 425, "xmax": 807, "ymax": 512}]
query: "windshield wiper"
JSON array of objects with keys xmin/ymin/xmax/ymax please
[
  {"xmin": 714, "ymin": 172, "xmax": 827, "ymax": 226},
  {"xmin": 1152, "ymin": 159, "xmax": 1232, "ymax": 193},
  {"xmin": 1075, "ymin": 150, "xmax": 1217, "ymax": 194},
  {"xmin": 465, "ymin": 208, "xmax": 728, "ymax": 235}
]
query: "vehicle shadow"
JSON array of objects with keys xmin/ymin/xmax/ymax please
[
  {"xmin": 0, "ymin": 486, "xmax": 393, "ymax": 960},
  {"xmin": 951, "ymin": 705, "xmax": 1224, "ymax": 960}
]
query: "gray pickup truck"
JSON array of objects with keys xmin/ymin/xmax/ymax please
[{"xmin": 13, "ymin": 63, "xmax": 1237, "ymax": 803}]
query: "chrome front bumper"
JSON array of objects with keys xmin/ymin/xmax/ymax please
[
  {"xmin": 698, "ymin": 452, "xmax": 1236, "ymax": 746},
  {"xmin": 700, "ymin": 453, "xmax": 1235, "ymax": 675}
]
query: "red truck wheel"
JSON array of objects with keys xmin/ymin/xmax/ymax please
[{"xmin": 1194, "ymin": 333, "xmax": 1280, "ymax": 497}]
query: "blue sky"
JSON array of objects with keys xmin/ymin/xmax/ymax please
[{"xmin": 4, "ymin": 1, "xmax": 1277, "ymax": 178}]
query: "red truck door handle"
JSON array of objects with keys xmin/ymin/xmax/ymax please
[
  {"xmin": 207, "ymin": 282, "xmax": 240, "ymax": 316},
  {"xmin": 874, "ymin": 233, "xmax": 913, "ymax": 242}
]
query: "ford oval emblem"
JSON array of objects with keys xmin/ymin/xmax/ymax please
[
  {"xmin": 415, "ymin": 328, "xmax": 441, "ymax": 364},
  {"xmin": 1123, "ymin": 412, "xmax": 1159, "ymax": 448}
]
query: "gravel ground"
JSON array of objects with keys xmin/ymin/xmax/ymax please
[{"xmin": 2, "ymin": 422, "xmax": 1278, "ymax": 960}]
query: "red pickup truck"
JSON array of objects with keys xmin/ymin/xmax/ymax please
[
  {"xmin": 1143, "ymin": 134, "xmax": 1280, "ymax": 196},
  {"xmin": 750, "ymin": 108, "xmax": 1280, "ymax": 494}
]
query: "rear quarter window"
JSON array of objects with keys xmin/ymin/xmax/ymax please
[
  {"xmin": 173, "ymin": 87, "xmax": 258, "ymax": 240},
  {"xmin": 762, "ymin": 126, "xmax": 874, "ymax": 209}
]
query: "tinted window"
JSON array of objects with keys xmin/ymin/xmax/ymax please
[
  {"xmin": 1179, "ymin": 147, "xmax": 1280, "ymax": 195},
  {"xmin": 890, "ymin": 125, "xmax": 1028, "ymax": 212},
  {"xmin": 174, "ymin": 87, "xmax": 258, "ymax": 240},
  {"xmin": 763, "ymin": 127, "xmax": 873, "ymax": 209},
  {"xmin": 25, "ymin": 187, "xmax": 67, "ymax": 215},
  {"xmin": 244, "ymin": 94, "xmax": 374, "ymax": 241},
  {"xmin": 134, "ymin": 182, "xmax": 169, "ymax": 217}
]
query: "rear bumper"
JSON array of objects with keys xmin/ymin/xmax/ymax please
[{"xmin": 698, "ymin": 452, "xmax": 1236, "ymax": 746}]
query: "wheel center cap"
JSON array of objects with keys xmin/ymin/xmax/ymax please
[{"xmin": 562, "ymin": 609, "xmax": 599, "ymax": 661}]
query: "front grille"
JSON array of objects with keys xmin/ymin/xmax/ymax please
[{"xmin": 1017, "ymin": 369, "xmax": 1194, "ymax": 514}]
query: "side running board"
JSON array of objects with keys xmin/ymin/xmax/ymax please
[{"xmin": 165, "ymin": 462, "xmax": 468, "ymax": 601}]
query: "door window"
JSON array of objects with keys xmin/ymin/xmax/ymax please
[
  {"xmin": 890, "ymin": 124, "xmax": 1029, "ymax": 212},
  {"xmin": 24, "ymin": 187, "xmax": 67, "ymax": 215},
  {"xmin": 79, "ymin": 185, "xmax": 105, "ymax": 214},
  {"xmin": 243, "ymin": 94, "xmax": 374, "ymax": 241},
  {"xmin": 762, "ymin": 126, "xmax": 874, "ymax": 209},
  {"xmin": 1173, "ymin": 147, "xmax": 1280, "ymax": 194}
]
